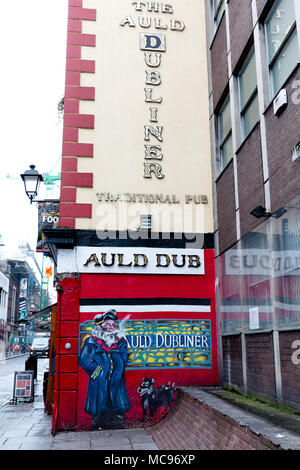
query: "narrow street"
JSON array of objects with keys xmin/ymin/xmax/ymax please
[{"xmin": 0, "ymin": 355, "xmax": 48, "ymax": 407}]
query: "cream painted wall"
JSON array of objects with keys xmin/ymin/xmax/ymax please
[{"xmin": 76, "ymin": 0, "xmax": 213, "ymax": 234}]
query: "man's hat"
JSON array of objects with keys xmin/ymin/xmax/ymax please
[{"xmin": 94, "ymin": 309, "xmax": 118, "ymax": 325}]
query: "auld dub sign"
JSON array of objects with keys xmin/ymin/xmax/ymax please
[{"xmin": 57, "ymin": 247, "xmax": 205, "ymax": 275}]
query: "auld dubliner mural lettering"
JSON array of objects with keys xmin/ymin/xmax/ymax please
[
  {"xmin": 79, "ymin": 318, "xmax": 212, "ymax": 371},
  {"xmin": 120, "ymin": 2, "xmax": 185, "ymax": 180}
]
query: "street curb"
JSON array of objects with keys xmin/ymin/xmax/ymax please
[
  {"xmin": 4, "ymin": 353, "xmax": 27, "ymax": 360},
  {"xmin": 0, "ymin": 398, "xmax": 11, "ymax": 410}
]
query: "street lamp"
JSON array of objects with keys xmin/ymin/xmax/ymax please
[{"xmin": 20, "ymin": 165, "xmax": 44, "ymax": 204}]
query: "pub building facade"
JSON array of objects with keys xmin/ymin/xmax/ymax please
[
  {"xmin": 46, "ymin": 0, "xmax": 219, "ymax": 432},
  {"xmin": 206, "ymin": 0, "xmax": 300, "ymax": 410}
]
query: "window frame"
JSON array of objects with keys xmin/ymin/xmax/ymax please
[
  {"xmin": 212, "ymin": 0, "xmax": 225, "ymax": 30},
  {"xmin": 238, "ymin": 47, "xmax": 259, "ymax": 141},
  {"xmin": 217, "ymin": 95, "xmax": 233, "ymax": 174},
  {"xmin": 264, "ymin": 0, "xmax": 298, "ymax": 97}
]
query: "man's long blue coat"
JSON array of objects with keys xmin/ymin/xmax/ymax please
[{"xmin": 79, "ymin": 335, "xmax": 131, "ymax": 417}]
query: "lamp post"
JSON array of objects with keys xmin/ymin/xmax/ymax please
[
  {"xmin": 20, "ymin": 164, "xmax": 49, "ymax": 322},
  {"xmin": 20, "ymin": 165, "xmax": 44, "ymax": 204}
]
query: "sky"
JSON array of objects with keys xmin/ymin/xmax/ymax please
[{"xmin": 0, "ymin": 0, "xmax": 68, "ymax": 258}]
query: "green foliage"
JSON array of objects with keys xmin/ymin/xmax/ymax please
[{"xmin": 222, "ymin": 384, "xmax": 295, "ymax": 415}]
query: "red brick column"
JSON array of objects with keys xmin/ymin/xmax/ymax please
[
  {"xmin": 52, "ymin": 276, "xmax": 81, "ymax": 433},
  {"xmin": 59, "ymin": 0, "xmax": 96, "ymax": 229}
]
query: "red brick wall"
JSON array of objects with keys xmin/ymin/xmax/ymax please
[
  {"xmin": 228, "ymin": 0, "xmax": 253, "ymax": 73},
  {"xmin": 222, "ymin": 335, "xmax": 243, "ymax": 388},
  {"xmin": 221, "ymin": 331, "xmax": 300, "ymax": 411},
  {"xmin": 279, "ymin": 331, "xmax": 300, "ymax": 410},
  {"xmin": 216, "ymin": 161, "xmax": 237, "ymax": 254},
  {"xmin": 210, "ymin": 16, "xmax": 229, "ymax": 110},
  {"xmin": 236, "ymin": 123, "xmax": 265, "ymax": 238},
  {"xmin": 246, "ymin": 333, "xmax": 276, "ymax": 399},
  {"xmin": 266, "ymin": 66, "xmax": 300, "ymax": 212},
  {"xmin": 147, "ymin": 388, "xmax": 279, "ymax": 450}
]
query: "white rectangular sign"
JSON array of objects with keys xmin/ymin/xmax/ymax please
[
  {"xmin": 57, "ymin": 246, "xmax": 205, "ymax": 276},
  {"xmin": 249, "ymin": 307, "xmax": 260, "ymax": 330}
]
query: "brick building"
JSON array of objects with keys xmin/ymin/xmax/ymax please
[{"xmin": 205, "ymin": 0, "xmax": 300, "ymax": 409}]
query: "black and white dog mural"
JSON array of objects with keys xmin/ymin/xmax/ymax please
[{"xmin": 137, "ymin": 377, "xmax": 176, "ymax": 422}]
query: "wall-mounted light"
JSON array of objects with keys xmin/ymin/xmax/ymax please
[
  {"xmin": 272, "ymin": 207, "xmax": 287, "ymax": 219},
  {"xmin": 250, "ymin": 205, "xmax": 272, "ymax": 219},
  {"xmin": 250, "ymin": 205, "xmax": 289, "ymax": 220},
  {"xmin": 20, "ymin": 165, "xmax": 44, "ymax": 204}
]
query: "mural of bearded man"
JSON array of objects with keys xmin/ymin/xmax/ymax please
[{"xmin": 78, "ymin": 309, "xmax": 131, "ymax": 429}]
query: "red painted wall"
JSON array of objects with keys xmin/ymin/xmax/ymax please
[{"xmin": 53, "ymin": 250, "xmax": 218, "ymax": 432}]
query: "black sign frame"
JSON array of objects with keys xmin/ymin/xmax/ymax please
[{"xmin": 13, "ymin": 371, "xmax": 34, "ymax": 404}]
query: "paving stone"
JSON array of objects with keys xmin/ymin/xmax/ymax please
[
  {"xmin": 132, "ymin": 443, "xmax": 159, "ymax": 450},
  {"xmin": 19, "ymin": 437, "xmax": 53, "ymax": 450},
  {"xmin": 53, "ymin": 432, "xmax": 91, "ymax": 442},
  {"xmin": 125, "ymin": 428, "xmax": 150, "ymax": 435},
  {"xmin": 0, "ymin": 438, "xmax": 22, "ymax": 450},
  {"xmin": 91, "ymin": 430, "xmax": 130, "ymax": 438},
  {"xmin": 128, "ymin": 434, "xmax": 157, "ymax": 443},
  {"xmin": 0, "ymin": 414, "xmax": 23, "ymax": 421},
  {"xmin": 1, "ymin": 428, "xmax": 30, "ymax": 438},
  {"xmin": 90, "ymin": 431, "xmax": 114, "ymax": 439},
  {"xmin": 0, "ymin": 424, "xmax": 31, "ymax": 432},
  {"xmin": 27, "ymin": 428, "xmax": 53, "ymax": 437},
  {"xmin": 51, "ymin": 442, "xmax": 91, "ymax": 450},
  {"xmin": 90, "ymin": 436, "xmax": 131, "ymax": 446},
  {"xmin": 31, "ymin": 423, "xmax": 53, "ymax": 430},
  {"xmin": 91, "ymin": 443, "xmax": 133, "ymax": 450}
]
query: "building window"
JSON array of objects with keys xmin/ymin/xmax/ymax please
[
  {"xmin": 217, "ymin": 96, "xmax": 233, "ymax": 173},
  {"xmin": 238, "ymin": 48, "xmax": 259, "ymax": 140},
  {"xmin": 265, "ymin": 0, "xmax": 299, "ymax": 96},
  {"xmin": 212, "ymin": 0, "xmax": 225, "ymax": 29},
  {"xmin": 219, "ymin": 198, "xmax": 300, "ymax": 334}
]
